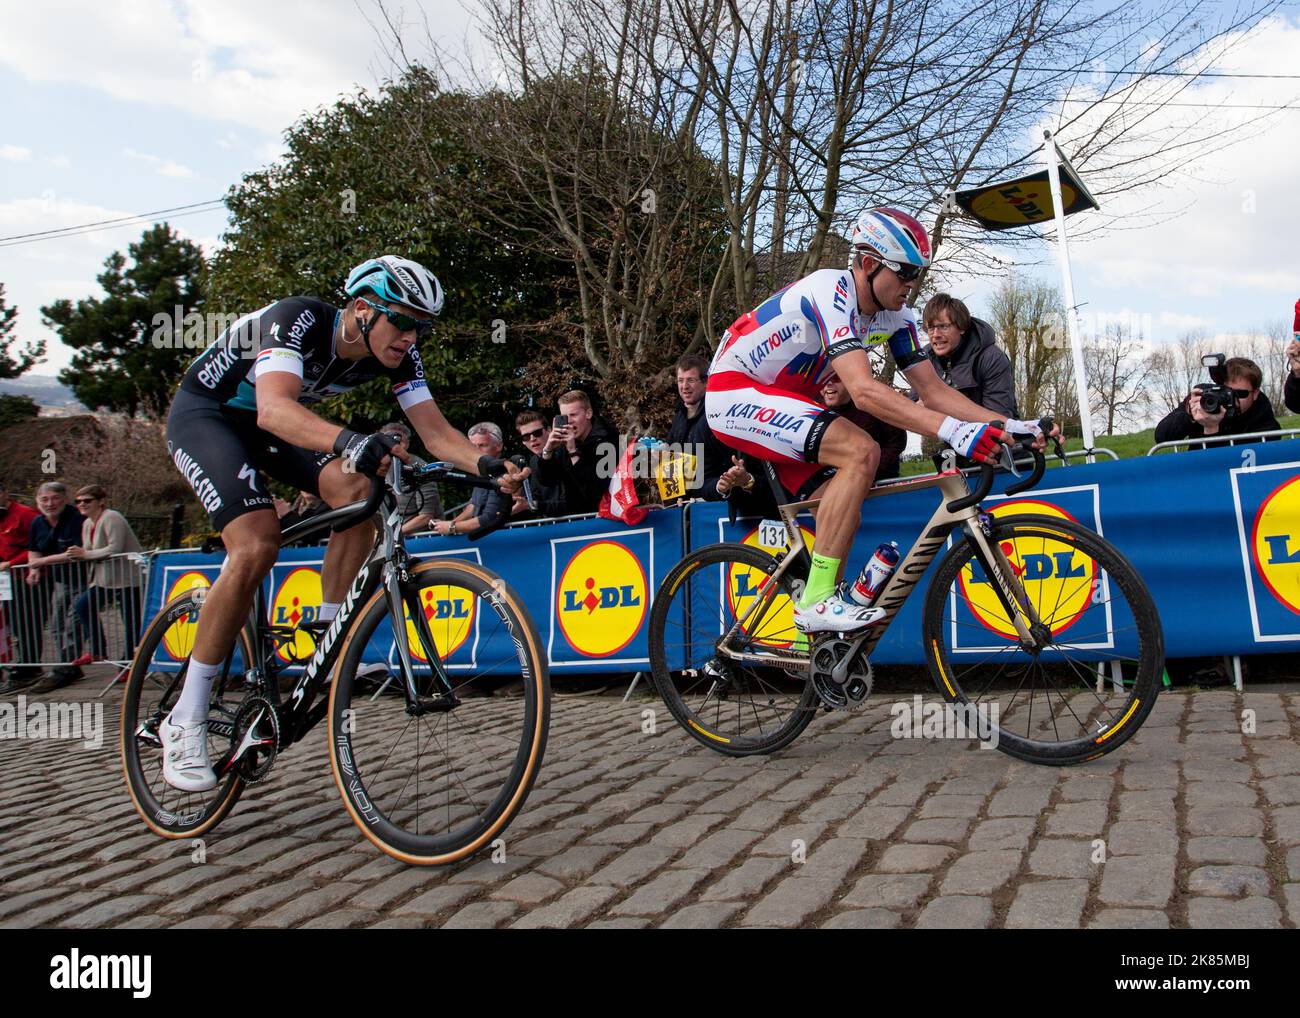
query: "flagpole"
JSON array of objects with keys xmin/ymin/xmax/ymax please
[{"xmin": 1043, "ymin": 129, "xmax": 1096, "ymax": 455}]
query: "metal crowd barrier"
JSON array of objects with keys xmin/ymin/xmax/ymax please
[
  {"xmin": 1147, "ymin": 426, "xmax": 1300, "ymax": 456},
  {"xmin": 0, "ymin": 552, "xmax": 148, "ymax": 686}
]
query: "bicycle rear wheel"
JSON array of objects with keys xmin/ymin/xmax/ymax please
[
  {"xmin": 923, "ymin": 513, "xmax": 1163, "ymax": 765},
  {"xmin": 647, "ymin": 542, "xmax": 817, "ymax": 756},
  {"xmin": 121, "ymin": 588, "xmax": 255, "ymax": 837},
  {"xmin": 327, "ymin": 559, "xmax": 549, "ymax": 865}
]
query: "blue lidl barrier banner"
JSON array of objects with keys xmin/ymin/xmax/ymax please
[
  {"xmin": 688, "ymin": 438, "xmax": 1300, "ymax": 662},
  {"xmin": 144, "ymin": 439, "xmax": 1300, "ymax": 675},
  {"xmin": 144, "ymin": 509, "xmax": 685, "ymax": 674}
]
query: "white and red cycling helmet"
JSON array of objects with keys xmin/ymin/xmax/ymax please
[{"xmin": 849, "ymin": 207, "xmax": 932, "ymax": 273}]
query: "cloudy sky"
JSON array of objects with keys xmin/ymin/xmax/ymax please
[{"xmin": 1, "ymin": 1, "xmax": 1298, "ymax": 380}]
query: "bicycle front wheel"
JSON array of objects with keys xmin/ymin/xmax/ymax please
[
  {"xmin": 648, "ymin": 542, "xmax": 818, "ymax": 756},
  {"xmin": 327, "ymin": 559, "xmax": 549, "ymax": 865},
  {"xmin": 121, "ymin": 588, "xmax": 256, "ymax": 838},
  {"xmin": 923, "ymin": 513, "xmax": 1163, "ymax": 765}
]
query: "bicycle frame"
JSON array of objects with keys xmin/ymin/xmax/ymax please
[
  {"xmin": 231, "ymin": 461, "xmax": 452, "ymax": 752},
  {"xmin": 720, "ymin": 469, "xmax": 1039, "ymax": 669}
]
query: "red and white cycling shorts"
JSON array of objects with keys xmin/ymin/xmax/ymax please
[{"xmin": 705, "ymin": 371, "xmax": 839, "ymax": 498}]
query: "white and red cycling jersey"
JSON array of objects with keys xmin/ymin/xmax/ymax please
[{"xmin": 706, "ymin": 268, "xmax": 925, "ymax": 495}]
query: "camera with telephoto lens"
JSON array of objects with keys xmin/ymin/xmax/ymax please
[{"xmin": 1193, "ymin": 353, "xmax": 1238, "ymax": 417}]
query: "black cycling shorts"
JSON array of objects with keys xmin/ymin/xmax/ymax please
[{"xmin": 166, "ymin": 388, "xmax": 336, "ymax": 531}]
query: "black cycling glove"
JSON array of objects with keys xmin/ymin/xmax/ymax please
[
  {"xmin": 334, "ymin": 430, "xmax": 399, "ymax": 476},
  {"xmin": 477, "ymin": 455, "xmax": 509, "ymax": 477}
]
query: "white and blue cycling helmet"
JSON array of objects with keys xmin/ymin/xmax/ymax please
[{"xmin": 345, "ymin": 255, "xmax": 444, "ymax": 316}]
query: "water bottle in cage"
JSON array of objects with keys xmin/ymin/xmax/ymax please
[{"xmin": 848, "ymin": 541, "xmax": 900, "ymax": 607}]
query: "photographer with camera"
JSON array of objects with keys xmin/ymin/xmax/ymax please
[{"xmin": 1154, "ymin": 354, "xmax": 1281, "ymax": 448}]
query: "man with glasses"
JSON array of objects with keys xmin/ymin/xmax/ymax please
[
  {"xmin": 920, "ymin": 293, "xmax": 1017, "ymax": 420},
  {"xmin": 515, "ymin": 410, "xmax": 567, "ymax": 518},
  {"xmin": 1154, "ymin": 355, "xmax": 1282, "ymax": 447},
  {"xmin": 706, "ymin": 207, "xmax": 1055, "ymax": 634},
  {"xmin": 162, "ymin": 255, "xmax": 526, "ymax": 792}
]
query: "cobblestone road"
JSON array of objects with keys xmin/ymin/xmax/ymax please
[{"xmin": 3, "ymin": 680, "xmax": 1299, "ymax": 929}]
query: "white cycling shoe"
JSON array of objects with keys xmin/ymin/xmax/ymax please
[
  {"xmin": 793, "ymin": 592, "xmax": 886, "ymax": 635},
  {"xmin": 160, "ymin": 715, "xmax": 218, "ymax": 792}
]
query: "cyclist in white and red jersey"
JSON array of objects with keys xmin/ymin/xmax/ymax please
[{"xmin": 707, "ymin": 208, "xmax": 1055, "ymax": 634}]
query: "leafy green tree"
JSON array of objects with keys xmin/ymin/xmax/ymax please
[
  {"xmin": 210, "ymin": 67, "xmax": 567, "ymax": 430},
  {"xmin": 43, "ymin": 225, "xmax": 206, "ymax": 418},
  {"xmin": 0, "ymin": 283, "xmax": 45, "ymax": 380},
  {"xmin": 0, "ymin": 393, "xmax": 39, "ymax": 426}
]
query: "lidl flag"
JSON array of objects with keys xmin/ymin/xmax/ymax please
[{"xmin": 954, "ymin": 150, "xmax": 1099, "ymax": 231}]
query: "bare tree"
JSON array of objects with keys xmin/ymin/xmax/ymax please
[
  {"xmin": 1146, "ymin": 330, "xmax": 1212, "ymax": 415},
  {"xmin": 987, "ymin": 277, "xmax": 1066, "ymax": 417},
  {"xmin": 1085, "ymin": 320, "xmax": 1152, "ymax": 435},
  {"xmin": 368, "ymin": 0, "xmax": 1283, "ymax": 424}
]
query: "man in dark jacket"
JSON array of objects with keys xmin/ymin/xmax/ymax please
[
  {"xmin": 921, "ymin": 293, "xmax": 1018, "ymax": 418},
  {"xmin": 514, "ymin": 409, "xmax": 569, "ymax": 518},
  {"xmin": 537, "ymin": 389, "xmax": 618, "ymax": 515},
  {"xmin": 666, "ymin": 355, "xmax": 755, "ymax": 500},
  {"xmin": 1155, "ymin": 356, "xmax": 1282, "ymax": 447}
]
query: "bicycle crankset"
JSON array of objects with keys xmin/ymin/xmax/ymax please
[
  {"xmin": 227, "ymin": 695, "xmax": 280, "ymax": 784},
  {"xmin": 810, "ymin": 635, "xmax": 873, "ymax": 711}
]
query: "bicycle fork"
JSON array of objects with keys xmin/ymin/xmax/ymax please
[
  {"xmin": 380, "ymin": 522, "xmax": 458, "ymax": 713},
  {"xmin": 961, "ymin": 515, "xmax": 1041, "ymax": 649}
]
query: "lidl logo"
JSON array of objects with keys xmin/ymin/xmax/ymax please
[
  {"xmin": 556, "ymin": 540, "xmax": 647, "ymax": 657},
  {"xmin": 270, "ymin": 566, "xmax": 321, "ymax": 662},
  {"xmin": 162, "ymin": 571, "xmax": 213, "ymax": 660},
  {"xmin": 1251, "ymin": 474, "xmax": 1300, "ymax": 616},
  {"xmin": 958, "ymin": 502, "xmax": 1096, "ymax": 640},
  {"xmin": 403, "ymin": 585, "xmax": 476, "ymax": 661},
  {"xmin": 727, "ymin": 523, "xmax": 814, "ymax": 649}
]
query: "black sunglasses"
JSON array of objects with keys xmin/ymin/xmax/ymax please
[
  {"xmin": 366, "ymin": 300, "xmax": 434, "ymax": 338},
  {"xmin": 883, "ymin": 259, "xmax": 923, "ymax": 283},
  {"xmin": 519, "ymin": 429, "xmax": 545, "ymax": 440}
]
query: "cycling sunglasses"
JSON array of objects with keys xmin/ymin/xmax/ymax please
[
  {"xmin": 365, "ymin": 300, "xmax": 435, "ymax": 338},
  {"xmin": 882, "ymin": 259, "xmax": 924, "ymax": 283}
]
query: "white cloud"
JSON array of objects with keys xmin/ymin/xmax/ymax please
[
  {"xmin": 1156, "ymin": 310, "xmax": 1215, "ymax": 332},
  {"xmin": 942, "ymin": 15, "xmax": 1300, "ymax": 340},
  {"xmin": 1062, "ymin": 17, "xmax": 1300, "ymax": 298},
  {"xmin": 123, "ymin": 147, "xmax": 196, "ymax": 179},
  {"xmin": 0, "ymin": 194, "xmax": 229, "ymax": 372},
  {"xmin": 0, "ymin": 0, "xmax": 474, "ymax": 135},
  {"xmin": 1, "ymin": 144, "xmax": 31, "ymax": 161},
  {"xmin": 47, "ymin": 154, "xmax": 72, "ymax": 169}
]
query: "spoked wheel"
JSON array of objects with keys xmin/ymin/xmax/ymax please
[
  {"xmin": 121, "ymin": 588, "xmax": 255, "ymax": 837},
  {"xmin": 648, "ymin": 542, "xmax": 818, "ymax": 756},
  {"xmin": 327, "ymin": 560, "xmax": 549, "ymax": 865},
  {"xmin": 923, "ymin": 513, "xmax": 1163, "ymax": 765}
]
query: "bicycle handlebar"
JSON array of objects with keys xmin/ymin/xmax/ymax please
[
  {"xmin": 404, "ymin": 461, "xmax": 515, "ymax": 543},
  {"xmin": 322, "ymin": 461, "xmax": 510, "ymax": 536},
  {"xmin": 946, "ymin": 417, "xmax": 1059, "ymax": 513}
]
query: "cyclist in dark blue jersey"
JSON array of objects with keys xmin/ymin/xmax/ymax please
[{"xmin": 161, "ymin": 256, "xmax": 526, "ymax": 791}]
